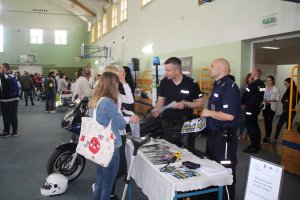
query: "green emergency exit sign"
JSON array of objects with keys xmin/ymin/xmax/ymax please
[{"xmin": 262, "ymin": 17, "xmax": 277, "ymax": 25}]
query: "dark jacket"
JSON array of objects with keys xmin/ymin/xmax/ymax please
[
  {"xmin": 20, "ymin": 75, "xmax": 34, "ymax": 90},
  {"xmin": 44, "ymin": 77, "xmax": 56, "ymax": 95},
  {"xmin": 241, "ymin": 79, "xmax": 265, "ymax": 109},
  {"xmin": 281, "ymin": 86, "xmax": 300, "ymax": 112},
  {"xmin": 0, "ymin": 73, "xmax": 19, "ymax": 101}
]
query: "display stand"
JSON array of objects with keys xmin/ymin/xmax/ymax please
[{"xmin": 244, "ymin": 156, "xmax": 284, "ymax": 200}]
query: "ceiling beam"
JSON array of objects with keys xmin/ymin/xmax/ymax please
[{"xmin": 69, "ymin": 0, "xmax": 96, "ymax": 17}]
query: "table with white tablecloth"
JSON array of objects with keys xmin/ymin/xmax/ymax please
[{"xmin": 125, "ymin": 139, "xmax": 233, "ymax": 200}]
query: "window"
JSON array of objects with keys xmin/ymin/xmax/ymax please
[
  {"xmin": 102, "ymin": 13, "xmax": 107, "ymax": 34},
  {"xmin": 55, "ymin": 30, "xmax": 67, "ymax": 45},
  {"xmin": 120, "ymin": 0, "xmax": 127, "ymax": 22},
  {"xmin": 142, "ymin": 0, "xmax": 152, "ymax": 6},
  {"xmin": 91, "ymin": 25, "xmax": 96, "ymax": 43},
  {"xmin": 0, "ymin": 25, "xmax": 3, "ymax": 52},
  {"xmin": 97, "ymin": 21, "xmax": 102, "ymax": 39},
  {"xmin": 30, "ymin": 29, "xmax": 43, "ymax": 44},
  {"xmin": 112, "ymin": 4, "xmax": 118, "ymax": 28}
]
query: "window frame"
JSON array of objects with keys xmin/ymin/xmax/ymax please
[
  {"xmin": 54, "ymin": 30, "xmax": 67, "ymax": 45},
  {"xmin": 111, "ymin": 4, "xmax": 118, "ymax": 28},
  {"xmin": 30, "ymin": 28, "xmax": 43, "ymax": 44},
  {"xmin": 102, "ymin": 13, "xmax": 107, "ymax": 35},
  {"xmin": 0, "ymin": 25, "xmax": 3, "ymax": 52},
  {"xmin": 120, "ymin": 0, "xmax": 127, "ymax": 22}
]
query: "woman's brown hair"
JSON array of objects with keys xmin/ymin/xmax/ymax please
[{"xmin": 88, "ymin": 72, "xmax": 119, "ymax": 109}]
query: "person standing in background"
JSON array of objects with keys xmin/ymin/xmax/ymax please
[
  {"xmin": 272, "ymin": 78, "xmax": 299, "ymax": 144},
  {"xmin": 72, "ymin": 68, "xmax": 94, "ymax": 101},
  {"xmin": 261, "ymin": 75, "xmax": 280, "ymax": 144},
  {"xmin": 238, "ymin": 73, "xmax": 252, "ymax": 140},
  {"xmin": 242, "ymin": 68, "xmax": 265, "ymax": 153},
  {"xmin": 57, "ymin": 73, "xmax": 68, "ymax": 93},
  {"xmin": 20, "ymin": 71, "xmax": 35, "ymax": 106},
  {"xmin": 44, "ymin": 71, "xmax": 56, "ymax": 113},
  {"xmin": 0, "ymin": 63, "xmax": 20, "ymax": 137}
]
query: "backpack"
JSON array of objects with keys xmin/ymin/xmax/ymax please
[{"xmin": 7, "ymin": 74, "xmax": 21, "ymax": 98}]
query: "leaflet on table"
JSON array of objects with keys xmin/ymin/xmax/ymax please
[
  {"xmin": 157, "ymin": 101, "xmax": 178, "ymax": 113},
  {"xmin": 181, "ymin": 118, "xmax": 206, "ymax": 134},
  {"xmin": 160, "ymin": 165, "xmax": 201, "ymax": 180}
]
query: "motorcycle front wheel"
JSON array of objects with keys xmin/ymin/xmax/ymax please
[{"xmin": 47, "ymin": 146, "xmax": 86, "ymax": 182}]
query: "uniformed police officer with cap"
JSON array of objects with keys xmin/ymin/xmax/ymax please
[
  {"xmin": 152, "ymin": 57, "xmax": 204, "ymax": 149},
  {"xmin": 201, "ymin": 58, "xmax": 240, "ymax": 200},
  {"xmin": 242, "ymin": 68, "xmax": 265, "ymax": 153}
]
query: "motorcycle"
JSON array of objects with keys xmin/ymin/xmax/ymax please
[
  {"xmin": 47, "ymin": 97, "xmax": 89, "ymax": 182},
  {"xmin": 47, "ymin": 98, "xmax": 162, "ymax": 182}
]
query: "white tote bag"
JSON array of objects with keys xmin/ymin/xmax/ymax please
[{"xmin": 76, "ymin": 98, "xmax": 115, "ymax": 167}]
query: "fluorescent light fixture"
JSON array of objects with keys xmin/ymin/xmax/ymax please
[
  {"xmin": 142, "ymin": 44, "xmax": 153, "ymax": 54},
  {"xmin": 95, "ymin": 60, "xmax": 99, "ymax": 65},
  {"xmin": 261, "ymin": 46, "xmax": 280, "ymax": 50}
]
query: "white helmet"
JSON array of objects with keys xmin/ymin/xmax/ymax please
[{"xmin": 40, "ymin": 173, "xmax": 68, "ymax": 196}]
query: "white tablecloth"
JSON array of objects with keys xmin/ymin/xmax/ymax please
[{"xmin": 125, "ymin": 139, "xmax": 233, "ymax": 200}]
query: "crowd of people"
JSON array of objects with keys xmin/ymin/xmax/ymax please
[{"xmin": 0, "ymin": 59, "xmax": 298, "ymax": 200}]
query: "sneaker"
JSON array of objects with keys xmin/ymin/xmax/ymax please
[
  {"xmin": 243, "ymin": 146, "xmax": 259, "ymax": 153},
  {"xmin": 10, "ymin": 132, "xmax": 18, "ymax": 137},
  {"xmin": 262, "ymin": 138, "xmax": 270, "ymax": 144},
  {"xmin": 0, "ymin": 132, "xmax": 10, "ymax": 137},
  {"xmin": 50, "ymin": 110, "xmax": 56, "ymax": 114},
  {"xmin": 45, "ymin": 110, "xmax": 49, "ymax": 113},
  {"xmin": 271, "ymin": 139, "xmax": 277, "ymax": 144},
  {"xmin": 110, "ymin": 194, "xmax": 120, "ymax": 200},
  {"xmin": 92, "ymin": 183, "xmax": 95, "ymax": 193}
]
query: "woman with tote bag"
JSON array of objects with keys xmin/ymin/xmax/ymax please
[{"xmin": 88, "ymin": 72, "xmax": 126, "ymax": 200}]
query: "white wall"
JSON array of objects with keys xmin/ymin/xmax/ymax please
[{"xmin": 94, "ymin": 0, "xmax": 300, "ymax": 64}]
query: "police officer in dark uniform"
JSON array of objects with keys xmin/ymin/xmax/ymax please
[
  {"xmin": 242, "ymin": 68, "xmax": 265, "ymax": 153},
  {"xmin": 152, "ymin": 57, "xmax": 204, "ymax": 148},
  {"xmin": 201, "ymin": 58, "xmax": 240, "ymax": 200}
]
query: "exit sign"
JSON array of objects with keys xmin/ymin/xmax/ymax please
[{"xmin": 262, "ymin": 16, "xmax": 277, "ymax": 25}]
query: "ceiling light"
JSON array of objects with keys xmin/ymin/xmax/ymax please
[{"xmin": 261, "ymin": 46, "xmax": 280, "ymax": 50}]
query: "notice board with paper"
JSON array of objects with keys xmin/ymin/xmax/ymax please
[{"xmin": 244, "ymin": 156, "xmax": 284, "ymax": 200}]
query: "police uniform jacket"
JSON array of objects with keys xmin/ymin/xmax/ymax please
[
  {"xmin": 206, "ymin": 75, "xmax": 241, "ymax": 131},
  {"xmin": 241, "ymin": 79, "xmax": 265, "ymax": 111}
]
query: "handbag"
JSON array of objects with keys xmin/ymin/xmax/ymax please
[{"xmin": 76, "ymin": 97, "xmax": 116, "ymax": 167}]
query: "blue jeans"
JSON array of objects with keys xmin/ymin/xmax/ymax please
[
  {"xmin": 45, "ymin": 93, "xmax": 55, "ymax": 111},
  {"xmin": 93, "ymin": 148, "xmax": 120, "ymax": 200}
]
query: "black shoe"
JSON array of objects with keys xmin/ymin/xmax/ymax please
[
  {"xmin": 110, "ymin": 194, "xmax": 120, "ymax": 200},
  {"xmin": 25, "ymin": 104, "xmax": 28, "ymax": 106},
  {"xmin": 262, "ymin": 138, "xmax": 270, "ymax": 144},
  {"xmin": 32, "ymin": 103, "xmax": 35, "ymax": 106},
  {"xmin": 243, "ymin": 146, "xmax": 259, "ymax": 153},
  {"xmin": 10, "ymin": 132, "xmax": 18, "ymax": 137},
  {"xmin": 0, "ymin": 132, "xmax": 10, "ymax": 137}
]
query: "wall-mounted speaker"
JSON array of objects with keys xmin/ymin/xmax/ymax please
[{"xmin": 132, "ymin": 58, "xmax": 140, "ymax": 71}]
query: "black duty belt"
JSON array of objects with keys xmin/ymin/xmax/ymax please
[{"xmin": 207, "ymin": 128, "xmax": 235, "ymax": 136}]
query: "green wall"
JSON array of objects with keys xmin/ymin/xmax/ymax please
[{"xmin": 138, "ymin": 41, "xmax": 245, "ymax": 85}]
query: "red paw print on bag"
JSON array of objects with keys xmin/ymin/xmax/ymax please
[
  {"xmin": 110, "ymin": 133, "xmax": 114, "ymax": 140},
  {"xmin": 98, "ymin": 135, "xmax": 104, "ymax": 140},
  {"xmin": 89, "ymin": 137, "xmax": 100, "ymax": 154},
  {"xmin": 80, "ymin": 135, "xmax": 85, "ymax": 141}
]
